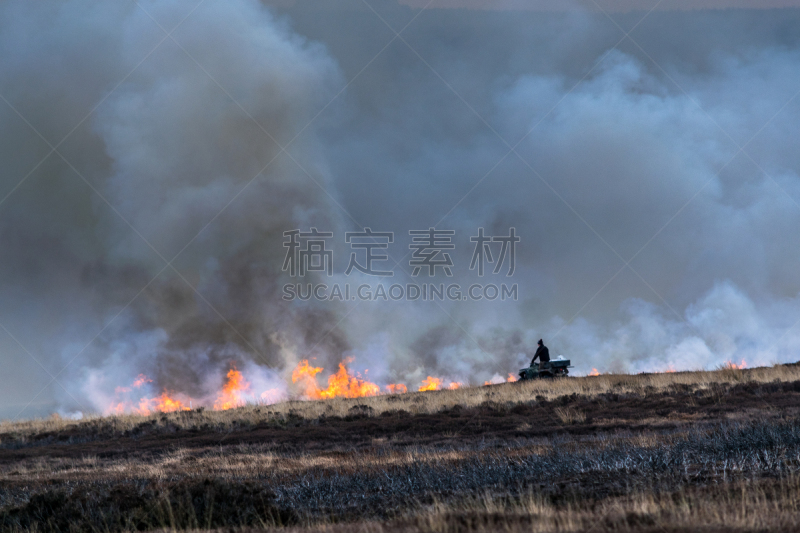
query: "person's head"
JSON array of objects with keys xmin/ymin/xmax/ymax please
[{"xmin": 537, "ymin": 339, "xmax": 543, "ymax": 346}]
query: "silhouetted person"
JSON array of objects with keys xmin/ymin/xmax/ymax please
[{"xmin": 531, "ymin": 339, "xmax": 550, "ymax": 368}]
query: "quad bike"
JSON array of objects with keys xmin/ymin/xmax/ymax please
[{"xmin": 518, "ymin": 357, "xmax": 572, "ymax": 380}]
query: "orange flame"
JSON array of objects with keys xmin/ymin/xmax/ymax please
[
  {"xmin": 485, "ymin": 373, "xmax": 519, "ymax": 386},
  {"xmin": 292, "ymin": 360, "xmax": 324, "ymax": 398},
  {"xmin": 133, "ymin": 374, "xmax": 152, "ymax": 388},
  {"xmin": 418, "ymin": 376, "xmax": 442, "ymax": 391},
  {"xmin": 214, "ymin": 366, "xmax": 250, "ymax": 410},
  {"xmin": 292, "ymin": 359, "xmax": 380, "ymax": 399},
  {"xmin": 109, "ymin": 359, "xmax": 484, "ymax": 414},
  {"xmin": 114, "ymin": 374, "xmax": 152, "ymax": 395},
  {"xmin": 589, "ymin": 368, "xmax": 600, "ymax": 376},
  {"xmin": 156, "ymin": 393, "xmax": 190, "ymax": 412},
  {"xmin": 107, "ymin": 374, "xmax": 189, "ymax": 415},
  {"xmin": 321, "ymin": 361, "xmax": 380, "ymax": 399},
  {"xmin": 723, "ymin": 359, "xmax": 747, "ymax": 370},
  {"xmin": 108, "ymin": 381, "xmax": 191, "ymax": 415}
]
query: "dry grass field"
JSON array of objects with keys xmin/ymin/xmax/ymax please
[{"xmin": 2, "ymin": 364, "xmax": 800, "ymax": 532}]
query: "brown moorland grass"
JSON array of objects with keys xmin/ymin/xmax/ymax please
[
  {"xmin": 2, "ymin": 364, "xmax": 800, "ymax": 532},
  {"xmin": 59, "ymin": 476, "xmax": 800, "ymax": 533},
  {"xmin": 247, "ymin": 476, "xmax": 800, "ymax": 533},
  {"xmin": 3, "ymin": 419, "xmax": 800, "ymax": 532},
  {"xmin": 1, "ymin": 363, "xmax": 797, "ymax": 444}
]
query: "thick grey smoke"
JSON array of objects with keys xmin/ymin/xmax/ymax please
[
  {"xmin": 0, "ymin": 0, "xmax": 347, "ymax": 416},
  {"xmin": 2, "ymin": 0, "xmax": 800, "ymax": 417}
]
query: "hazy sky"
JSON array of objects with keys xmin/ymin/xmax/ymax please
[
  {"xmin": 398, "ymin": 0, "xmax": 800, "ymax": 10},
  {"xmin": 268, "ymin": 0, "xmax": 800, "ymax": 10}
]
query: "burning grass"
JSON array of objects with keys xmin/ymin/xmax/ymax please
[
  {"xmin": 3, "ymin": 362, "xmax": 799, "ymax": 442},
  {"xmin": 293, "ymin": 359, "xmax": 381, "ymax": 399},
  {"xmin": 104, "ymin": 358, "xmax": 470, "ymax": 419},
  {"xmin": 86, "ymin": 355, "xmax": 765, "ymax": 420}
]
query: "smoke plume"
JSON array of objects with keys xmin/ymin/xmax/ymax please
[{"xmin": 2, "ymin": 0, "xmax": 800, "ymax": 416}]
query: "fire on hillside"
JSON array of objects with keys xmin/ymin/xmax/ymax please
[
  {"xmin": 105, "ymin": 358, "xmax": 750, "ymax": 415},
  {"xmin": 105, "ymin": 360, "xmax": 467, "ymax": 415}
]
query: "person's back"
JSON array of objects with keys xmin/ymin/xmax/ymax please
[{"xmin": 531, "ymin": 339, "xmax": 550, "ymax": 366}]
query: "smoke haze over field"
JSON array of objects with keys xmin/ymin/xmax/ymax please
[
  {"xmin": 396, "ymin": 0, "xmax": 800, "ymax": 11},
  {"xmin": 2, "ymin": 0, "xmax": 800, "ymax": 417}
]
